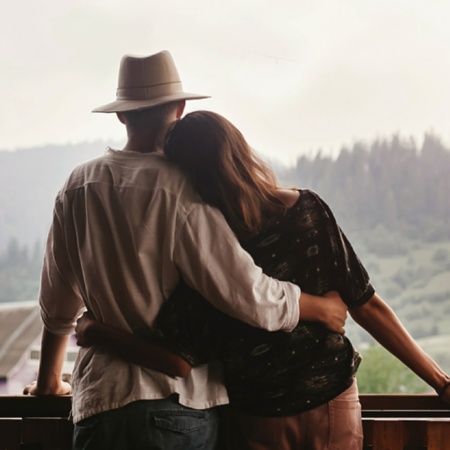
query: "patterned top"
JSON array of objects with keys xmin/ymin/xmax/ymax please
[{"xmin": 154, "ymin": 189, "xmax": 375, "ymax": 416}]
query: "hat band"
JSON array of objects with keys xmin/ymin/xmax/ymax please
[{"xmin": 116, "ymin": 81, "xmax": 183, "ymax": 100}]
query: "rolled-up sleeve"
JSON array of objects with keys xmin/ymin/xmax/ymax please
[
  {"xmin": 173, "ymin": 203, "xmax": 300, "ymax": 332},
  {"xmin": 39, "ymin": 200, "xmax": 85, "ymax": 335}
]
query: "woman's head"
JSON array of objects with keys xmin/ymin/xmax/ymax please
[{"xmin": 165, "ymin": 111, "xmax": 284, "ymax": 238}]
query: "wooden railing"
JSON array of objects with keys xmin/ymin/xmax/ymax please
[
  {"xmin": 0, "ymin": 395, "xmax": 449, "ymax": 449},
  {"xmin": 0, "ymin": 396, "xmax": 73, "ymax": 450},
  {"xmin": 361, "ymin": 394, "xmax": 450, "ymax": 449}
]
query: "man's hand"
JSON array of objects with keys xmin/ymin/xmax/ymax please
[
  {"xmin": 75, "ymin": 310, "xmax": 97, "ymax": 347},
  {"xmin": 23, "ymin": 380, "xmax": 72, "ymax": 396},
  {"xmin": 321, "ymin": 291, "xmax": 348, "ymax": 334},
  {"xmin": 299, "ymin": 290, "xmax": 348, "ymax": 334}
]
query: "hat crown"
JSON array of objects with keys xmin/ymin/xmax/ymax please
[
  {"xmin": 118, "ymin": 51, "xmax": 181, "ymax": 90},
  {"xmin": 92, "ymin": 50, "xmax": 209, "ymax": 113}
]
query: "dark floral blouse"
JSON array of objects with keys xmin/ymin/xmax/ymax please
[{"xmin": 154, "ymin": 189, "xmax": 375, "ymax": 416}]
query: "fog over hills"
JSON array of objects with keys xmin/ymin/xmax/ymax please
[
  {"xmin": 0, "ymin": 141, "xmax": 120, "ymax": 251},
  {"xmin": 1, "ymin": 133, "xmax": 449, "ymax": 252}
]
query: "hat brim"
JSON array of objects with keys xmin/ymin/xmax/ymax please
[{"xmin": 92, "ymin": 92, "xmax": 210, "ymax": 113}]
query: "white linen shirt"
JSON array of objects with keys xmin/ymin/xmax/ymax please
[{"xmin": 39, "ymin": 149, "xmax": 300, "ymax": 423}]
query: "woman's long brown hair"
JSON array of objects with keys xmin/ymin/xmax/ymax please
[{"xmin": 164, "ymin": 111, "xmax": 286, "ymax": 239}]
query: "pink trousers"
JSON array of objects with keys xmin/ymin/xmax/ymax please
[{"xmin": 223, "ymin": 381, "xmax": 363, "ymax": 450}]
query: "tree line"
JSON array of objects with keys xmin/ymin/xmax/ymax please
[
  {"xmin": 1, "ymin": 133, "xmax": 449, "ymax": 302},
  {"xmin": 278, "ymin": 133, "xmax": 450, "ymax": 243}
]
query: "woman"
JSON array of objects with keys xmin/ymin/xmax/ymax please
[{"xmin": 76, "ymin": 111, "xmax": 450, "ymax": 449}]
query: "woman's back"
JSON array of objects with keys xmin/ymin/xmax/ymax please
[{"xmin": 155, "ymin": 189, "xmax": 374, "ymax": 416}]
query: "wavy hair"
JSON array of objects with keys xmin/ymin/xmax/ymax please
[{"xmin": 164, "ymin": 111, "xmax": 285, "ymax": 239}]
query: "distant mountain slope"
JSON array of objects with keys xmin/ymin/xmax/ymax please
[
  {"xmin": 2, "ymin": 133, "xmax": 449, "ymax": 253},
  {"xmin": 0, "ymin": 141, "xmax": 120, "ymax": 251}
]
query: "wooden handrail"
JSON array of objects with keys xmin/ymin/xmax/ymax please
[
  {"xmin": 0, "ymin": 395, "xmax": 72, "ymax": 418},
  {"xmin": 1, "ymin": 395, "xmax": 450, "ymax": 450},
  {"xmin": 361, "ymin": 394, "xmax": 450, "ymax": 410},
  {"xmin": 360, "ymin": 394, "xmax": 450, "ymax": 417},
  {"xmin": 1, "ymin": 394, "xmax": 449, "ymax": 418}
]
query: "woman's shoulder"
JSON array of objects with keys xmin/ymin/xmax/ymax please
[
  {"xmin": 294, "ymin": 188, "xmax": 332, "ymax": 209},
  {"xmin": 279, "ymin": 189, "xmax": 338, "ymax": 227},
  {"xmin": 275, "ymin": 188, "xmax": 300, "ymax": 208},
  {"xmin": 275, "ymin": 188, "xmax": 329, "ymax": 209}
]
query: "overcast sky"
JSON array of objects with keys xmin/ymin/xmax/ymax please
[{"xmin": 1, "ymin": 0, "xmax": 450, "ymax": 164}]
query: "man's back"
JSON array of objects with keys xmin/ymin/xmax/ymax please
[
  {"xmin": 41, "ymin": 149, "xmax": 229, "ymax": 422},
  {"xmin": 58, "ymin": 150, "xmax": 195, "ymax": 328}
]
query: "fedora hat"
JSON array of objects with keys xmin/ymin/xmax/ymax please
[{"xmin": 93, "ymin": 51, "xmax": 209, "ymax": 113}]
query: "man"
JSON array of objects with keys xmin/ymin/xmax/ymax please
[{"xmin": 24, "ymin": 51, "xmax": 347, "ymax": 449}]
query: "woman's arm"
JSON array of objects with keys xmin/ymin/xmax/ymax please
[
  {"xmin": 75, "ymin": 312, "xmax": 192, "ymax": 378},
  {"xmin": 350, "ymin": 293, "xmax": 450, "ymax": 402}
]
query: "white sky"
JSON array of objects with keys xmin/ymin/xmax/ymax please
[{"xmin": 1, "ymin": 0, "xmax": 450, "ymax": 165}]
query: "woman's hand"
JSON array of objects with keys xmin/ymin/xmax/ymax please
[
  {"xmin": 75, "ymin": 310, "xmax": 97, "ymax": 347},
  {"xmin": 75, "ymin": 311, "xmax": 192, "ymax": 377},
  {"xmin": 350, "ymin": 293, "xmax": 450, "ymax": 397},
  {"xmin": 438, "ymin": 381, "xmax": 450, "ymax": 404}
]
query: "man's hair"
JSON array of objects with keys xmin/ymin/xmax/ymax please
[
  {"xmin": 122, "ymin": 102, "xmax": 180, "ymax": 132},
  {"xmin": 165, "ymin": 111, "xmax": 286, "ymax": 240}
]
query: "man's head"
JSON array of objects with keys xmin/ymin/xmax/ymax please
[
  {"xmin": 117, "ymin": 101, "xmax": 185, "ymax": 134},
  {"xmin": 92, "ymin": 51, "xmax": 209, "ymax": 114}
]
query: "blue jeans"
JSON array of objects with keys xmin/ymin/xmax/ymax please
[{"xmin": 73, "ymin": 395, "xmax": 220, "ymax": 450}]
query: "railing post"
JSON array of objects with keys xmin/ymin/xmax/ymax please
[
  {"xmin": 427, "ymin": 421, "xmax": 450, "ymax": 450},
  {"xmin": 371, "ymin": 420, "xmax": 405, "ymax": 450},
  {"xmin": 20, "ymin": 417, "xmax": 73, "ymax": 450},
  {"xmin": 0, "ymin": 418, "xmax": 21, "ymax": 450}
]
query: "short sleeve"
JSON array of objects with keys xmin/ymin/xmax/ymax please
[{"xmin": 308, "ymin": 191, "xmax": 375, "ymax": 307}]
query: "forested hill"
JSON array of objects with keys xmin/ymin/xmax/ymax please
[
  {"xmin": 2, "ymin": 133, "xmax": 449, "ymax": 255},
  {"xmin": 278, "ymin": 133, "xmax": 450, "ymax": 243}
]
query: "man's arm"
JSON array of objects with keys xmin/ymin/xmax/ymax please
[
  {"xmin": 23, "ymin": 327, "xmax": 72, "ymax": 395},
  {"xmin": 350, "ymin": 293, "xmax": 450, "ymax": 402},
  {"xmin": 73, "ymin": 291, "xmax": 348, "ymax": 379},
  {"xmin": 175, "ymin": 203, "xmax": 325, "ymax": 332}
]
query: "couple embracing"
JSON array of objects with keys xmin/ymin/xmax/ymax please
[{"xmin": 25, "ymin": 50, "xmax": 450, "ymax": 450}]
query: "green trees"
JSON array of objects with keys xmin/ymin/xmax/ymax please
[
  {"xmin": 282, "ymin": 133, "xmax": 450, "ymax": 242},
  {"xmin": 357, "ymin": 345, "xmax": 430, "ymax": 394}
]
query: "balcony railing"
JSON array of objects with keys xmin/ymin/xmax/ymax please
[
  {"xmin": 0, "ymin": 394, "xmax": 449, "ymax": 449},
  {"xmin": 0, "ymin": 395, "xmax": 72, "ymax": 450}
]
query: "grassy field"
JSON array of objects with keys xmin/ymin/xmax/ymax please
[{"xmin": 345, "ymin": 237, "xmax": 450, "ymax": 348}]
